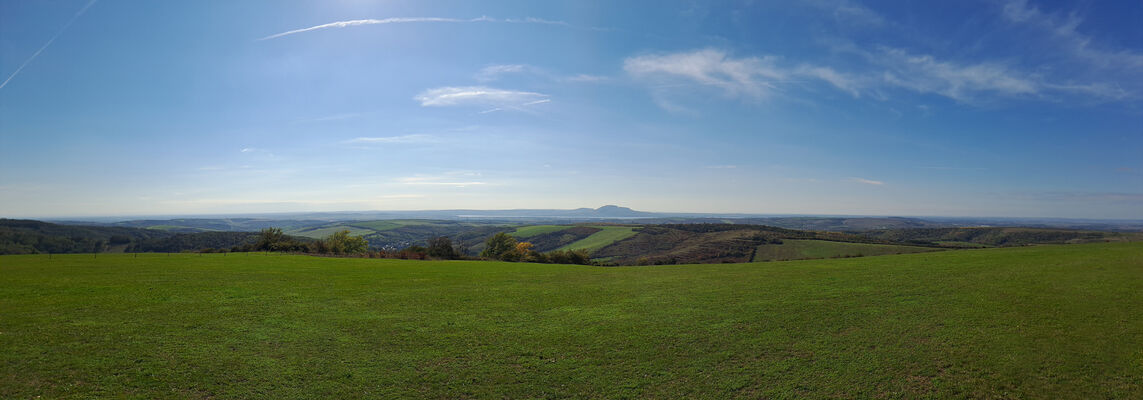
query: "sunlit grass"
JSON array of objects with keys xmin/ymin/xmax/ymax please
[
  {"xmin": 1, "ymin": 242, "xmax": 1140, "ymax": 398},
  {"xmin": 556, "ymin": 226, "xmax": 638, "ymax": 253}
]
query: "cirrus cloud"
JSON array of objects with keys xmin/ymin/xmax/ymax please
[
  {"xmin": 414, "ymin": 86, "xmax": 548, "ymax": 107},
  {"xmin": 850, "ymin": 177, "xmax": 885, "ymax": 186},
  {"xmin": 624, "ymin": 48, "xmax": 860, "ymax": 106}
]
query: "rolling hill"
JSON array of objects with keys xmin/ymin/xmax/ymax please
[{"xmin": 6, "ymin": 218, "xmax": 1139, "ymax": 265}]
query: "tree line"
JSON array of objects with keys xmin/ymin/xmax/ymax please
[
  {"xmin": 479, "ymin": 232, "xmax": 593, "ymax": 265},
  {"xmin": 2, "ymin": 219, "xmax": 598, "ymax": 264},
  {"xmin": 253, "ymin": 229, "xmax": 595, "ymax": 264}
]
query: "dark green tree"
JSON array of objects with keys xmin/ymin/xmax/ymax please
[
  {"xmin": 323, "ymin": 230, "xmax": 368, "ymax": 254},
  {"xmin": 427, "ymin": 236, "xmax": 457, "ymax": 259},
  {"xmin": 256, "ymin": 228, "xmax": 286, "ymax": 251},
  {"xmin": 480, "ymin": 232, "xmax": 518, "ymax": 261}
]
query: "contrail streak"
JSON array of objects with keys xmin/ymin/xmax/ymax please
[
  {"xmin": 258, "ymin": 16, "xmax": 602, "ymax": 41},
  {"xmin": 259, "ymin": 17, "xmax": 467, "ymax": 41},
  {"xmin": 0, "ymin": 0, "xmax": 98, "ymax": 90}
]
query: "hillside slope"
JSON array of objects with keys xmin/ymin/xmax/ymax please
[
  {"xmin": 592, "ymin": 224, "xmax": 905, "ymax": 264},
  {"xmin": 860, "ymin": 227, "xmax": 1141, "ymax": 246}
]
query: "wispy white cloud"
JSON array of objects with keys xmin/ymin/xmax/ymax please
[
  {"xmin": 513, "ymin": 17, "xmax": 571, "ymax": 28},
  {"xmin": 802, "ymin": 0, "xmax": 885, "ymax": 27},
  {"xmin": 259, "ymin": 16, "xmax": 600, "ymax": 41},
  {"xmin": 867, "ymin": 45, "xmax": 1134, "ymax": 102},
  {"xmin": 875, "ymin": 47, "xmax": 1038, "ymax": 102},
  {"xmin": 624, "ymin": 49, "xmax": 861, "ymax": 107},
  {"xmin": 260, "ymin": 17, "xmax": 461, "ymax": 40},
  {"xmin": 476, "ymin": 64, "xmax": 529, "ymax": 82},
  {"xmin": 344, "ymin": 134, "xmax": 438, "ymax": 144},
  {"xmin": 476, "ymin": 64, "xmax": 610, "ymax": 84},
  {"xmin": 627, "ymin": 45, "xmax": 1134, "ymax": 108},
  {"xmin": 519, "ymin": 99, "xmax": 551, "ymax": 106},
  {"xmin": 850, "ymin": 177, "xmax": 885, "ymax": 185},
  {"xmin": 625, "ymin": 49, "xmax": 788, "ymax": 99},
  {"xmin": 1002, "ymin": 0, "xmax": 1143, "ymax": 70},
  {"xmin": 415, "ymin": 86, "xmax": 548, "ymax": 108},
  {"xmin": 794, "ymin": 65, "xmax": 862, "ymax": 97},
  {"xmin": 562, "ymin": 74, "xmax": 609, "ymax": 83},
  {"xmin": 0, "ymin": 0, "xmax": 98, "ymax": 90},
  {"xmin": 820, "ymin": 36, "xmax": 1133, "ymax": 104},
  {"xmin": 996, "ymin": 0, "xmax": 1141, "ymax": 101}
]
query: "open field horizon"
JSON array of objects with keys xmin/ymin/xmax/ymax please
[{"xmin": 4, "ymin": 1, "xmax": 1141, "ymax": 397}]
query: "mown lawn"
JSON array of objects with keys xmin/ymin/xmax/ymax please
[{"xmin": 1, "ymin": 243, "xmax": 1141, "ymax": 398}]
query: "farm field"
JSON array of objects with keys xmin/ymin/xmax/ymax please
[
  {"xmin": 509, "ymin": 225, "xmax": 569, "ymax": 238},
  {"xmin": 2, "ymin": 242, "xmax": 1141, "ymax": 398},
  {"xmin": 556, "ymin": 226, "xmax": 638, "ymax": 253},
  {"xmin": 345, "ymin": 220, "xmax": 403, "ymax": 231},
  {"xmin": 753, "ymin": 239, "xmax": 939, "ymax": 261},
  {"xmin": 144, "ymin": 224, "xmax": 213, "ymax": 232},
  {"xmin": 288, "ymin": 225, "xmax": 376, "ymax": 239},
  {"xmin": 285, "ymin": 220, "xmax": 463, "ymax": 239}
]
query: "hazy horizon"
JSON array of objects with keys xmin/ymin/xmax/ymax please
[
  {"xmin": 14, "ymin": 205, "xmax": 1143, "ymax": 223},
  {"xmin": 2, "ymin": 1, "xmax": 1141, "ymax": 219}
]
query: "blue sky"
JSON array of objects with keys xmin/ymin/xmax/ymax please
[{"xmin": 1, "ymin": 0, "xmax": 1140, "ymax": 218}]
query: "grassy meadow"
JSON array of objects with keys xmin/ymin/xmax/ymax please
[
  {"xmin": 2, "ymin": 243, "xmax": 1141, "ymax": 398},
  {"xmin": 289, "ymin": 226, "xmax": 377, "ymax": 240},
  {"xmin": 556, "ymin": 226, "xmax": 639, "ymax": 253},
  {"xmin": 510, "ymin": 225, "xmax": 571, "ymax": 238},
  {"xmin": 345, "ymin": 221, "xmax": 404, "ymax": 231}
]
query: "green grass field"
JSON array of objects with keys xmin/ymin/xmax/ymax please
[
  {"xmin": 556, "ymin": 226, "xmax": 638, "ymax": 253},
  {"xmin": 289, "ymin": 225, "xmax": 375, "ymax": 239},
  {"xmin": 346, "ymin": 220, "xmax": 404, "ymax": 231},
  {"xmin": 509, "ymin": 225, "xmax": 569, "ymax": 238},
  {"xmin": 2, "ymin": 243, "xmax": 1141, "ymax": 398},
  {"xmin": 144, "ymin": 225, "xmax": 212, "ymax": 232},
  {"xmin": 754, "ymin": 239, "xmax": 939, "ymax": 261}
]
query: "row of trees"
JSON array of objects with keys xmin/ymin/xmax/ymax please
[
  {"xmin": 251, "ymin": 228, "xmax": 462, "ymax": 259},
  {"xmin": 249, "ymin": 228, "xmax": 367, "ymax": 255},
  {"xmin": 369, "ymin": 236, "xmax": 466, "ymax": 260},
  {"xmin": 246, "ymin": 228, "xmax": 593, "ymax": 265},
  {"xmin": 0, "ymin": 219, "xmax": 165, "ymax": 255},
  {"xmin": 2, "ymin": 220, "xmax": 595, "ymax": 264},
  {"xmin": 480, "ymin": 233, "xmax": 592, "ymax": 265}
]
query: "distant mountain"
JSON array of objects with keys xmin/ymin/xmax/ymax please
[{"xmin": 569, "ymin": 205, "xmax": 654, "ymax": 218}]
